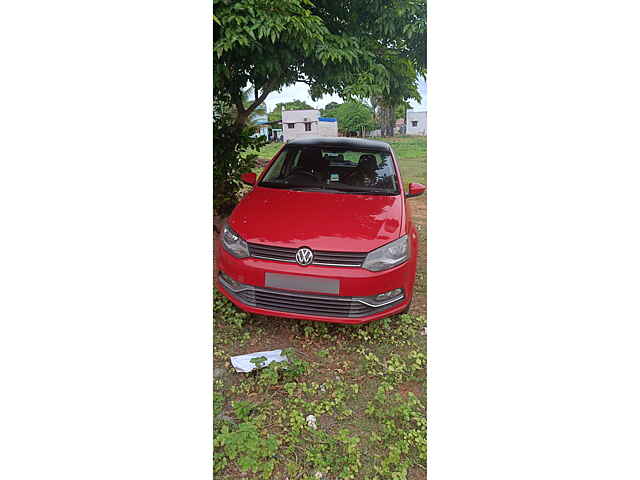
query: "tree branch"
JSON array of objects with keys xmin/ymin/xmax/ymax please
[
  {"xmin": 232, "ymin": 78, "xmax": 279, "ymax": 128},
  {"xmin": 244, "ymin": 78, "xmax": 277, "ymax": 116}
]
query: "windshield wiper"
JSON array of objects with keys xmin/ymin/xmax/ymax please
[
  {"xmin": 259, "ymin": 182, "xmax": 294, "ymax": 189},
  {"xmin": 260, "ymin": 183, "xmax": 393, "ymax": 195},
  {"xmin": 289, "ymin": 186, "xmax": 340, "ymax": 192},
  {"xmin": 333, "ymin": 189, "xmax": 393, "ymax": 195}
]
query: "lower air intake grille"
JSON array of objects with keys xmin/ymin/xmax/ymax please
[{"xmin": 232, "ymin": 286, "xmax": 396, "ymax": 318}]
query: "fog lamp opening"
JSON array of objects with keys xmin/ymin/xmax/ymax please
[
  {"xmin": 219, "ymin": 271, "xmax": 242, "ymax": 291},
  {"xmin": 375, "ymin": 288, "xmax": 403, "ymax": 302},
  {"xmin": 358, "ymin": 288, "xmax": 405, "ymax": 308}
]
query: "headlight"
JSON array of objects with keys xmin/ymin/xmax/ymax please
[
  {"xmin": 222, "ymin": 224, "xmax": 249, "ymax": 258},
  {"xmin": 362, "ymin": 235, "xmax": 409, "ymax": 271}
]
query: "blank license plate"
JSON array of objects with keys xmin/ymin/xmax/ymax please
[{"xmin": 265, "ymin": 273, "xmax": 339, "ymax": 294}]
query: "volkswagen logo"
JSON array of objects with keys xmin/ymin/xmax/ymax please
[{"xmin": 295, "ymin": 247, "xmax": 314, "ymax": 266}]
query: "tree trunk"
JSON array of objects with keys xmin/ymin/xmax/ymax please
[
  {"xmin": 380, "ymin": 104, "xmax": 395, "ymax": 137},
  {"xmin": 234, "ymin": 112, "xmax": 250, "ymax": 128},
  {"xmin": 380, "ymin": 106, "xmax": 388, "ymax": 137},
  {"xmin": 384, "ymin": 106, "xmax": 388, "ymax": 136},
  {"xmin": 387, "ymin": 104, "xmax": 395, "ymax": 137}
]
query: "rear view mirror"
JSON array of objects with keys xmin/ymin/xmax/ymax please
[
  {"xmin": 240, "ymin": 172, "xmax": 257, "ymax": 186},
  {"xmin": 405, "ymin": 182, "xmax": 426, "ymax": 198}
]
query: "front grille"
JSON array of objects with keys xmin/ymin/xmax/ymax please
[
  {"xmin": 229, "ymin": 285, "xmax": 400, "ymax": 318},
  {"xmin": 247, "ymin": 243, "xmax": 297, "ymax": 262},
  {"xmin": 248, "ymin": 242, "xmax": 367, "ymax": 267}
]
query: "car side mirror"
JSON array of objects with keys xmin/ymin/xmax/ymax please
[
  {"xmin": 240, "ymin": 172, "xmax": 257, "ymax": 186},
  {"xmin": 405, "ymin": 182, "xmax": 426, "ymax": 198}
]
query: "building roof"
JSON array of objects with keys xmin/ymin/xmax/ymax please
[{"xmin": 287, "ymin": 137, "xmax": 392, "ymax": 152}]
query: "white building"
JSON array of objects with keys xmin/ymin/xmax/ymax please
[
  {"xmin": 406, "ymin": 110, "xmax": 427, "ymax": 136},
  {"xmin": 282, "ymin": 109, "xmax": 338, "ymax": 142}
]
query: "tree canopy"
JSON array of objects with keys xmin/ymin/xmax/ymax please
[
  {"xmin": 323, "ymin": 102, "xmax": 375, "ymax": 136},
  {"xmin": 396, "ymin": 102, "xmax": 410, "ymax": 122},
  {"xmin": 214, "ymin": 0, "xmax": 426, "ymax": 126},
  {"xmin": 321, "ymin": 101, "xmax": 341, "ymax": 115},
  {"xmin": 213, "ymin": 0, "xmax": 426, "ymax": 213}
]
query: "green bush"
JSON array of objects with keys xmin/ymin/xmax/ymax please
[
  {"xmin": 214, "ymin": 421, "xmax": 279, "ymax": 479},
  {"xmin": 213, "ymin": 97, "xmax": 267, "ymax": 216}
]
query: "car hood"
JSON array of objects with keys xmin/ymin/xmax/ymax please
[{"xmin": 229, "ymin": 187, "xmax": 404, "ymax": 252}]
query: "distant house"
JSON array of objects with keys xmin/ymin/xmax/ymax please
[
  {"xmin": 281, "ymin": 109, "xmax": 338, "ymax": 142},
  {"xmin": 406, "ymin": 110, "xmax": 427, "ymax": 136},
  {"xmin": 270, "ymin": 124, "xmax": 283, "ymax": 142},
  {"xmin": 250, "ymin": 112, "xmax": 269, "ymax": 139}
]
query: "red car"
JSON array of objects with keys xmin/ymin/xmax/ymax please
[{"xmin": 216, "ymin": 137, "xmax": 425, "ymax": 324}]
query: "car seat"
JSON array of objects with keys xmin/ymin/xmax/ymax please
[
  {"xmin": 346, "ymin": 154, "xmax": 378, "ymax": 187},
  {"xmin": 286, "ymin": 147, "xmax": 323, "ymax": 185}
]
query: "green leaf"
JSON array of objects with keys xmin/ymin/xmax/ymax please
[{"xmin": 250, "ymin": 356, "xmax": 267, "ymax": 367}]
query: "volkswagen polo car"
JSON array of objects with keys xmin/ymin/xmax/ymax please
[{"xmin": 215, "ymin": 137, "xmax": 425, "ymax": 324}]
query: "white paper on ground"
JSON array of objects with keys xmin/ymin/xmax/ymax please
[
  {"xmin": 229, "ymin": 349, "xmax": 288, "ymax": 373},
  {"xmin": 306, "ymin": 414, "xmax": 318, "ymax": 430}
]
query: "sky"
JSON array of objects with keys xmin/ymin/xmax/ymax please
[{"xmin": 263, "ymin": 76, "xmax": 427, "ymax": 113}]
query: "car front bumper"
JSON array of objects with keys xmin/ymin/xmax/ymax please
[{"xmin": 215, "ymin": 243, "xmax": 415, "ymax": 324}]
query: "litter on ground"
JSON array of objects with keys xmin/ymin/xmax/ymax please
[
  {"xmin": 306, "ymin": 414, "xmax": 318, "ymax": 430},
  {"xmin": 229, "ymin": 349, "xmax": 288, "ymax": 373}
]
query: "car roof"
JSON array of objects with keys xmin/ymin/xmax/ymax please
[{"xmin": 287, "ymin": 137, "xmax": 392, "ymax": 153}]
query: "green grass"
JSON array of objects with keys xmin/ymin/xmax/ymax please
[
  {"xmin": 214, "ymin": 294, "xmax": 427, "ymax": 480},
  {"xmin": 251, "ymin": 135, "xmax": 426, "ymax": 188},
  {"xmin": 250, "ymin": 142, "xmax": 283, "ymax": 161}
]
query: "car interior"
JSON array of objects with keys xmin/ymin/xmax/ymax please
[
  {"xmin": 289, "ymin": 148, "xmax": 383, "ymax": 186},
  {"xmin": 264, "ymin": 146, "xmax": 398, "ymax": 192}
]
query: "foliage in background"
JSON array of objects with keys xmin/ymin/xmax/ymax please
[
  {"xmin": 396, "ymin": 102, "xmax": 410, "ymax": 122},
  {"xmin": 322, "ymin": 101, "xmax": 376, "ymax": 136},
  {"xmin": 306, "ymin": 0, "xmax": 427, "ymax": 137},
  {"xmin": 214, "ymin": 0, "xmax": 370, "ymax": 127},
  {"xmin": 320, "ymin": 101, "xmax": 341, "ymax": 115},
  {"xmin": 213, "ymin": 95, "xmax": 267, "ymax": 215}
]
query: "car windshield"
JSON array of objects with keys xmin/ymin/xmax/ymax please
[{"xmin": 258, "ymin": 146, "xmax": 400, "ymax": 195}]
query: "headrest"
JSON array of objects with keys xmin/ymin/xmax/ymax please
[
  {"xmin": 358, "ymin": 154, "xmax": 377, "ymax": 171},
  {"xmin": 298, "ymin": 147, "xmax": 323, "ymax": 170},
  {"xmin": 317, "ymin": 153, "xmax": 330, "ymax": 171}
]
